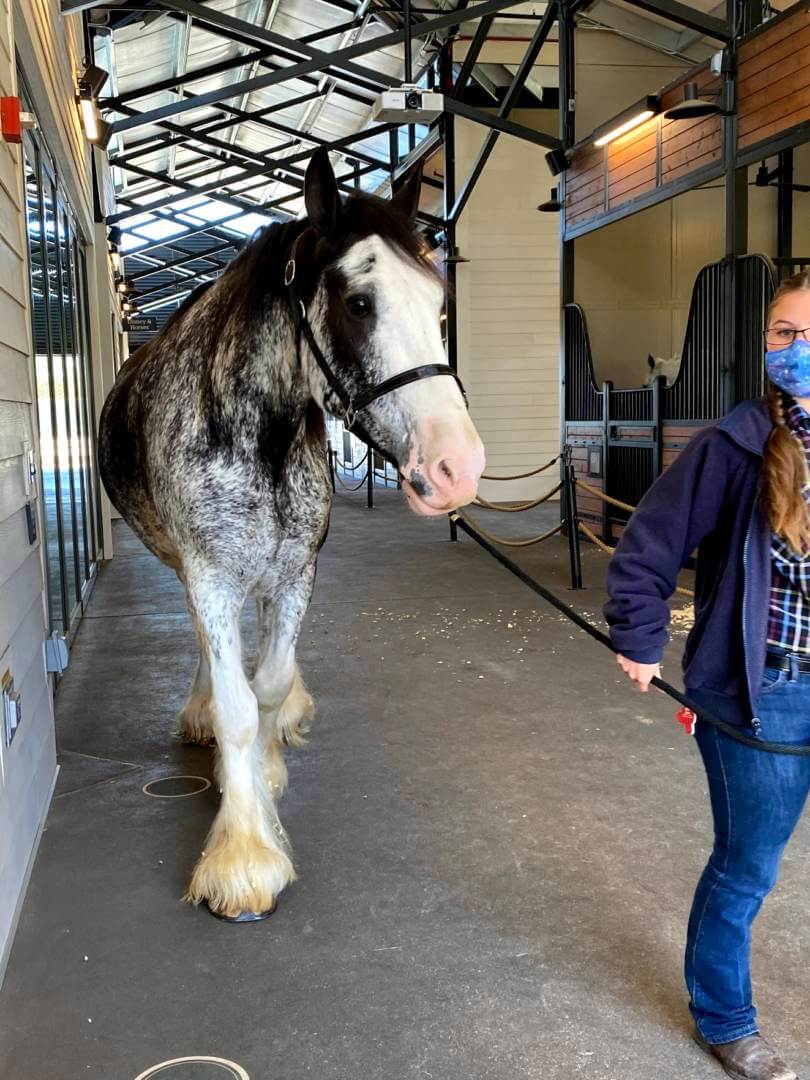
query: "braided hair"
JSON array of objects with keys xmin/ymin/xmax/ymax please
[{"xmin": 762, "ymin": 272, "xmax": 810, "ymax": 554}]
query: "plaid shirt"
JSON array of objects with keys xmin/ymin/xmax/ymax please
[{"xmin": 767, "ymin": 400, "xmax": 810, "ymax": 655}]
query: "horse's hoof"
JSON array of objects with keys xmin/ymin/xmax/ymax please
[{"xmin": 205, "ymin": 900, "xmax": 277, "ymax": 923}]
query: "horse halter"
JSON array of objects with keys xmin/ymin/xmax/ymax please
[{"xmin": 284, "ymin": 252, "xmax": 467, "ymax": 431}]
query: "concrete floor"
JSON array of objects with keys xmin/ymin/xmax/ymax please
[{"xmin": 1, "ymin": 490, "xmax": 809, "ymax": 1080}]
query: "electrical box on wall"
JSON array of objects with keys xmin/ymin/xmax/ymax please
[{"xmin": 2, "ymin": 666, "xmax": 21, "ymax": 748}]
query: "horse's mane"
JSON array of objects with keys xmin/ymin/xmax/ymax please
[{"xmin": 167, "ymin": 190, "xmax": 439, "ymax": 333}]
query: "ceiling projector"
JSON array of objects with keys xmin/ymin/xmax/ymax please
[{"xmin": 371, "ymin": 86, "xmax": 444, "ymax": 124}]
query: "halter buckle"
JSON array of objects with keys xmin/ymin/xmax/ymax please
[
  {"xmin": 284, "ymin": 259, "xmax": 296, "ymax": 286},
  {"xmin": 343, "ymin": 403, "xmax": 356, "ymax": 431}
]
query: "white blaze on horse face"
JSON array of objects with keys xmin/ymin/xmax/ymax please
[{"xmin": 336, "ymin": 236, "xmax": 485, "ymax": 516}]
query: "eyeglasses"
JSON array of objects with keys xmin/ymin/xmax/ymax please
[{"xmin": 764, "ymin": 326, "xmax": 810, "ymax": 347}]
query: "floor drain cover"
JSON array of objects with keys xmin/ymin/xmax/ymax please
[
  {"xmin": 142, "ymin": 775, "xmax": 212, "ymax": 799},
  {"xmin": 134, "ymin": 1057, "xmax": 248, "ymax": 1079}
]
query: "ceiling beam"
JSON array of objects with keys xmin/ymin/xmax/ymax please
[
  {"xmin": 108, "ymin": 93, "xmax": 320, "ymax": 168},
  {"xmin": 617, "ymin": 0, "xmax": 728, "ymax": 40},
  {"xmin": 101, "ymin": 44, "xmax": 277, "ymax": 110},
  {"xmin": 114, "ymin": 160, "xmax": 267, "ymax": 218},
  {"xmin": 202, "ymin": 99, "xmax": 389, "ymax": 170},
  {"xmin": 108, "ymin": 159, "xmax": 276, "ymax": 223},
  {"xmin": 155, "ymin": 0, "xmax": 398, "ymax": 90},
  {"xmin": 108, "ymin": 0, "xmax": 533, "ymax": 136},
  {"xmin": 444, "ymin": 99, "xmax": 562, "ymax": 149},
  {"xmin": 449, "ymin": 0, "xmax": 559, "ymax": 224},
  {"xmin": 128, "ymin": 242, "xmax": 236, "ymax": 281}
]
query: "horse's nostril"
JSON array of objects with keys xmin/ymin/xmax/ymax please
[{"xmin": 439, "ymin": 460, "xmax": 454, "ymax": 483}]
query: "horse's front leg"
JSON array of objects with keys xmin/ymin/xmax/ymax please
[
  {"xmin": 253, "ymin": 565, "xmax": 316, "ymax": 797},
  {"xmin": 185, "ymin": 573, "xmax": 294, "ymax": 918}
]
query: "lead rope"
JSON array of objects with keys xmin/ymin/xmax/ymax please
[{"xmin": 451, "ymin": 513, "xmax": 810, "ymax": 758}]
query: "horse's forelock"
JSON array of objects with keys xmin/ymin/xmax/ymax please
[{"xmin": 179, "ymin": 191, "xmax": 437, "ymax": 331}]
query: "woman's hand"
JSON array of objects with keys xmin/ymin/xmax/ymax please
[{"xmin": 616, "ymin": 654, "xmax": 661, "ymax": 692}]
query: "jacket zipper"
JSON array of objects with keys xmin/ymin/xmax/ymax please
[{"xmin": 742, "ymin": 503, "xmax": 762, "ymax": 736}]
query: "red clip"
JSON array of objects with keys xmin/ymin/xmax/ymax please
[{"xmin": 676, "ymin": 707, "xmax": 697, "ymax": 735}]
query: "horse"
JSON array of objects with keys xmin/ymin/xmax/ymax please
[
  {"xmin": 645, "ymin": 352, "xmax": 681, "ymax": 387},
  {"xmin": 98, "ymin": 150, "xmax": 485, "ymax": 921}
]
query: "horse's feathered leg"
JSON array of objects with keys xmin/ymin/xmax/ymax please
[
  {"xmin": 184, "ymin": 569, "xmax": 294, "ymax": 918},
  {"xmin": 253, "ymin": 566, "xmax": 317, "ymax": 796}
]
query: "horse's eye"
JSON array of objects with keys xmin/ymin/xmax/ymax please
[{"xmin": 347, "ymin": 294, "xmax": 372, "ymax": 318}]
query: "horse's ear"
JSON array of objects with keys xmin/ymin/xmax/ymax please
[
  {"xmin": 305, "ymin": 149, "xmax": 340, "ymax": 234},
  {"xmin": 390, "ymin": 162, "xmax": 423, "ymax": 222},
  {"xmin": 647, "ymin": 354, "xmax": 655, "ymax": 369}
]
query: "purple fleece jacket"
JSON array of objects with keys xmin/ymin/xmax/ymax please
[{"xmin": 604, "ymin": 399, "xmax": 774, "ymax": 729}]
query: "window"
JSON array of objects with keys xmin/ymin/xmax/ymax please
[{"xmin": 22, "ymin": 124, "xmax": 101, "ymax": 641}]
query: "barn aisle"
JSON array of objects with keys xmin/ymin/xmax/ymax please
[{"xmin": 1, "ymin": 491, "xmax": 808, "ymax": 1080}]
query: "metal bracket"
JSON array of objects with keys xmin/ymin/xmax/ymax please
[{"xmin": 44, "ymin": 632, "xmax": 69, "ymax": 675}]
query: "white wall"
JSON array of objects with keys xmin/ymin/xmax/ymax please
[
  {"xmin": 0, "ymin": 0, "xmax": 120, "ymax": 981},
  {"xmin": 0, "ymin": 0, "xmax": 57, "ymax": 979},
  {"xmin": 575, "ymin": 184, "xmax": 728, "ymax": 388},
  {"xmin": 455, "ymin": 113, "xmax": 562, "ymax": 503}
]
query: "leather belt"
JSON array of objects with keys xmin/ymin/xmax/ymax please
[{"xmin": 765, "ymin": 650, "xmax": 810, "ymax": 673}]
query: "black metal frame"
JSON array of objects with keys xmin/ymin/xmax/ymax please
[{"xmin": 80, "ymin": 0, "xmax": 569, "ymax": 322}]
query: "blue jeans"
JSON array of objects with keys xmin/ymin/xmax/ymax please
[{"xmin": 685, "ymin": 658, "xmax": 810, "ymax": 1044}]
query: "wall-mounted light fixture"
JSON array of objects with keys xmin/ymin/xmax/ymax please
[
  {"xmin": 117, "ymin": 277, "xmax": 134, "ymax": 295},
  {"xmin": 76, "ymin": 62, "xmax": 112, "ymax": 149},
  {"xmin": 663, "ymin": 82, "xmax": 723, "ymax": 121},
  {"xmin": 537, "ymin": 187, "xmax": 561, "ymax": 213},
  {"xmin": 545, "ymin": 147, "xmax": 569, "ymax": 176},
  {"xmin": 444, "ymin": 246, "xmax": 470, "ymax": 265},
  {"xmin": 592, "ymin": 96, "xmax": 659, "ymax": 148},
  {"xmin": 107, "ymin": 226, "xmax": 122, "ymax": 273}
]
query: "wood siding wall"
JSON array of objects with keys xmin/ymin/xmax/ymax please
[
  {"xmin": 565, "ymin": 65, "xmax": 723, "ymax": 236},
  {"xmin": 738, "ymin": 3, "xmax": 810, "ymax": 153},
  {"xmin": 456, "ymin": 119, "xmax": 561, "ymax": 503}
]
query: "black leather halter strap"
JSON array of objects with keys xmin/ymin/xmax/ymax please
[{"xmin": 284, "ymin": 253, "xmax": 467, "ymax": 431}]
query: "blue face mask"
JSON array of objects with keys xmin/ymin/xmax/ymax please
[{"xmin": 765, "ymin": 338, "xmax": 810, "ymax": 398}]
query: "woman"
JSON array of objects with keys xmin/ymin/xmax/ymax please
[{"xmin": 605, "ymin": 271, "xmax": 810, "ymax": 1080}]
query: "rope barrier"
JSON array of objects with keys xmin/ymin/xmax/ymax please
[
  {"xmin": 450, "ymin": 512, "xmax": 810, "ymax": 758},
  {"xmin": 334, "ymin": 468, "xmax": 369, "ymax": 492},
  {"xmin": 474, "ymin": 482, "xmax": 563, "ymax": 513},
  {"xmin": 454, "ymin": 508, "xmax": 563, "ymax": 548},
  {"xmin": 576, "ymin": 519, "xmax": 695, "ymax": 599},
  {"xmin": 572, "ymin": 475, "xmax": 695, "ymax": 598},
  {"xmin": 575, "ymin": 478, "xmax": 636, "ymax": 514},
  {"xmin": 481, "ymin": 455, "xmax": 560, "ymax": 482}
]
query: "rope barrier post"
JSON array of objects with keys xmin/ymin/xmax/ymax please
[
  {"xmin": 563, "ymin": 456, "xmax": 582, "ymax": 590},
  {"xmin": 328, "ymin": 444, "xmax": 336, "ymax": 494},
  {"xmin": 366, "ymin": 445, "xmax": 374, "ymax": 509},
  {"xmin": 450, "ymin": 515, "xmax": 458, "ymax": 542}
]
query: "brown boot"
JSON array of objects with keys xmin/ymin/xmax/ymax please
[{"xmin": 694, "ymin": 1029, "xmax": 798, "ymax": 1080}]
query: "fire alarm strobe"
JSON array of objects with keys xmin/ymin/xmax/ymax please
[
  {"xmin": 1, "ymin": 97, "xmax": 37, "ymax": 143},
  {"xmin": 371, "ymin": 85, "xmax": 443, "ymax": 124}
]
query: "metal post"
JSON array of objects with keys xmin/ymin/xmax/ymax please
[
  {"xmin": 777, "ymin": 148, "xmax": 794, "ymax": 269},
  {"xmin": 652, "ymin": 374, "xmax": 664, "ymax": 479},
  {"xmin": 563, "ymin": 453, "xmax": 582, "ymax": 590},
  {"xmin": 601, "ymin": 380, "xmax": 612, "ymax": 545},
  {"xmin": 328, "ymin": 442, "xmax": 336, "ymax": 492},
  {"xmin": 367, "ymin": 445, "xmax": 374, "ymax": 508},
  {"xmin": 403, "ymin": 0, "xmax": 416, "ymax": 153},
  {"xmin": 722, "ymin": 0, "xmax": 746, "ymax": 413},
  {"xmin": 442, "ymin": 41, "xmax": 460, "ymax": 543},
  {"xmin": 559, "ymin": 0, "xmax": 575, "ymax": 530}
]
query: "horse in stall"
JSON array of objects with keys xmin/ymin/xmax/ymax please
[
  {"xmin": 99, "ymin": 150, "xmax": 485, "ymax": 921},
  {"xmin": 645, "ymin": 352, "xmax": 681, "ymax": 387}
]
